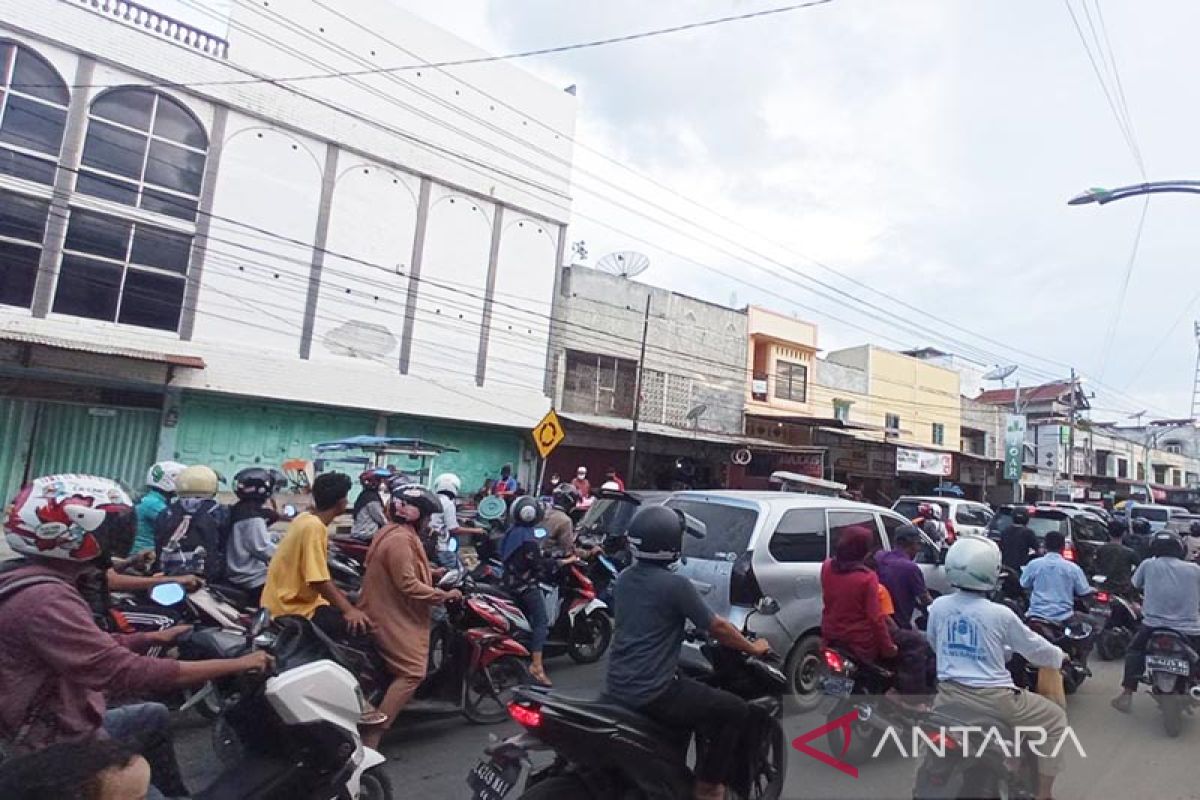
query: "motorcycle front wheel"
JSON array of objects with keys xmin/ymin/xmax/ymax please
[
  {"xmin": 359, "ymin": 766, "xmax": 395, "ymax": 800},
  {"xmin": 747, "ymin": 716, "xmax": 787, "ymax": 799},
  {"xmin": 567, "ymin": 611, "xmax": 613, "ymax": 664},
  {"xmin": 463, "ymin": 655, "xmax": 531, "ymax": 724}
]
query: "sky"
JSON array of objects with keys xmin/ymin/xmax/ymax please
[{"xmin": 163, "ymin": 0, "xmax": 1200, "ymax": 423}]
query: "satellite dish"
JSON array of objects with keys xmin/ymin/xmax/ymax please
[
  {"xmin": 596, "ymin": 251, "xmax": 650, "ymax": 278},
  {"xmin": 982, "ymin": 365, "xmax": 1018, "ymax": 382},
  {"xmin": 685, "ymin": 404, "xmax": 708, "ymax": 422}
]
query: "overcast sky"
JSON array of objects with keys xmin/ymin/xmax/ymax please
[
  {"xmin": 166, "ymin": 0, "xmax": 1200, "ymax": 422},
  {"xmin": 377, "ymin": 0, "xmax": 1200, "ymax": 424}
]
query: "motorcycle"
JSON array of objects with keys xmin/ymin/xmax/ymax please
[
  {"xmin": 1142, "ymin": 628, "xmax": 1200, "ymax": 737},
  {"xmin": 187, "ymin": 611, "xmax": 393, "ymax": 799},
  {"xmin": 576, "ymin": 529, "xmax": 631, "ymax": 611},
  {"xmin": 467, "ymin": 596, "xmax": 788, "ymax": 800},
  {"xmin": 1008, "ymin": 612, "xmax": 1093, "ymax": 695},
  {"xmin": 991, "ymin": 566, "xmax": 1028, "ymax": 617},
  {"xmin": 911, "ymin": 703, "xmax": 1039, "ymax": 800},
  {"xmin": 536, "ymin": 562, "xmax": 613, "ymax": 664},
  {"xmin": 818, "ymin": 645, "xmax": 932, "ymax": 766},
  {"xmin": 1088, "ymin": 575, "xmax": 1141, "ymax": 662},
  {"xmin": 333, "ymin": 568, "xmax": 532, "ymax": 725}
]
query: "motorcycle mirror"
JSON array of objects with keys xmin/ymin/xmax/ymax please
[
  {"xmin": 1092, "ymin": 575, "xmax": 1107, "ymax": 585},
  {"xmin": 755, "ymin": 596, "xmax": 781, "ymax": 616},
  {"xmin": 281, "ymin": 504, "xmax": 297, "ymax": 520},
  {"xmin": 438, "ymin": 569, "xmax": 462, "ymax": 589},
  {"xmin": 247, "ymin": 607, "xmax": 271, "ymax": 639},
  {"xmin": 448, "ymin": 536, "xmax": 459, "ymax": 554},
  {"xmin": 149, "ymin": 582, "xmax": 186, "ymax": 606}
]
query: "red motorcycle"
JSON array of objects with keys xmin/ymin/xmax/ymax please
[{"xmin": 334, "ymin": 568, "xmax": 532, "ymax": 724}]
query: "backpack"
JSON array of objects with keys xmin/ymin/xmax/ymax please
[{"xmin": 154, "ymin": 499, "xmax": 231, "ymax": 582}]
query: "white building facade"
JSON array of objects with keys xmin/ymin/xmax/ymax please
[{"xmin": 0, "ymin": 0, "xmax": 576, "ymax": 497}]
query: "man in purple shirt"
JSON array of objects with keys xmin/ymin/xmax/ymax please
[{"xmin": 876, "ymin": 525, "xmax": 933, "ymax": 629}]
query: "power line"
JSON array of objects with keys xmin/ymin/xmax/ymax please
[
  {"xmin": 1095, "ymin": 194, "xmax": 1150, "ymax": 381},
  {"xmin": 44, "ymin": 0, "xmax": 835, "ymax": 90}
]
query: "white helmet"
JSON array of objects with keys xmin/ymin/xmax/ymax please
[
  {"xmin": 146, "ymin": 461, "xmax": 186, "ymax": 493},
  {"xmin": 433, "ymin": 473, "xmax": 461, "ymax": 498},
  {"xmin": 601, "ymin": 481, "xmax": 621, "ymax": 491},
  {"xmin": 929, "ymin": 504, "xmax": 943, "ymax": 521},
  {"xmin": 944, "ymin": 535, "xmax": 1001, "ymax": 592}
]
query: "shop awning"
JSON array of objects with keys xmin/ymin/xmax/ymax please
[
  {"xmin": 0, "ymin": 330, "xmax": 205, "ymax": 369},
  {"xmin": 560, "ymin": 412, "xmax": 798, "ymax": 451}
]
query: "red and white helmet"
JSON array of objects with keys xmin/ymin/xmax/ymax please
[{"xmin": 5, "ymin": 475, "xmax": 133, "ymax": 563}]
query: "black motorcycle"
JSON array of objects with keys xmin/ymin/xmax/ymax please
[
  {"xmin": 467, "ymin": 597, "xmax": 788, "ymax": 800},
  {"xmin": 818, "ymin": 644, "xmax": 932, "ymax": 766},
  {"xmin": 1009, "ymin": 613, "xmax": 1092, "ymax": 695},
  {"xmin": 912, "ymin": 703, "xmax": 1039, "ymax": 800},
  {"xmin": 991, "ymin": 566, "xmax": 1028, "ymax": 617},
  {"xmin": 1142, "ymin": 628, "xmax": 1200, "ymax": 737},
  {"xmin": 1088, "ymin": 575, "xmax": 1141, "ymax": 662}
]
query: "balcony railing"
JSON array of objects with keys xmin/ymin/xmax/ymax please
[{"xmin": 74, "ymin": 0, "xmax": 230, "ymax": 58}]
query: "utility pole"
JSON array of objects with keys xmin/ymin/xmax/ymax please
[
  {"xmin": 1013, "ymin": 380, "xmax": 1022, "ymax": 503},
  {"xmin": 1067, "ymin": 368, "xmax": 1078, "ymax": 490},
  {"xmin": 1191, "ymin": 321, "xmax": 1200, "ymax": 420},
  {"xmin": 627, "ymin": 294, "xmax": 652, "ymax": 486}
]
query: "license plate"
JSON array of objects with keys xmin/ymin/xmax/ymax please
[
  {"xmin": 467, "ymin": 759, "xmax": 520, "ymax": 800},
  {"xmin": 821, "ymin": 676, "xmax": 855, "ymax": 697},
  {"xmin": 1146, "ymin": 656, "xmax": 1191, "ymax": 676}
]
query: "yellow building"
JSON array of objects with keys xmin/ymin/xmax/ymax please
[{"xmin": 823, "ymin": 345, "xmax": 962, "ymax": 450}]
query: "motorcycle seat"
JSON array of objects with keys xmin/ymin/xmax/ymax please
[
  {"xmin": 523, "ymin": 687, "xmax": 688, "ymax": 746},
  {"xmin": 208, "ymin": 582, "xmax": 254, "ymax": 609}
]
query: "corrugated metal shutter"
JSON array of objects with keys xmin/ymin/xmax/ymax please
[
  {"xmin": 29, "ymin": 403, "xmax": 160, "ymax": 492},
  {"xmin": 0, "ymin": 398, "xmax": 36, "ymax": 503},
  {"xmin": 173, "ymin": 395, "xmax": 376, "ymax": 476}
]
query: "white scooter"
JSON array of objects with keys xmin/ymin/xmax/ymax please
[{"xmin": 183, "ymin": 609, "xmax": 392, "ymax": 799}]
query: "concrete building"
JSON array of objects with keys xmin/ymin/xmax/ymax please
[
  {"xmin": 0, "ymin": 0, "xmax": 576, "ymax": 498},
  {"xmin": 545, "ymin": 265, "xmax": 790, "ymax": 489}
]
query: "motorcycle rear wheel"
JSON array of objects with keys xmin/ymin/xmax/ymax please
[
  {"xmin": 518, "ymin": 775, "xmax": 587, "ymax": 799},
  {"xmin": 567, "ymin": 611, "xmax": 613, "ymax": 664},
  {"xmin": 1161, "ymin": 695, "xmax": 1184, "ymax": 738},
  {"xmin": 1096, "ymin": 629, "xmax": 1130, "ymax": 661},
  {"xmin": 463, "ymin": 655, "xmax": 531, "ymax": 724},
  {"xmin": 824, "ymin": 700, "xmax": 879, "ymax": 767},
  {"xmin": 359, "ymin": 766, "xmax": 395, "ymax": 800}
]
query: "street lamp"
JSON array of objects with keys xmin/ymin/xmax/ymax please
[{"xmin": 1068, "ymin": 181, "xmax": 1200, "ymax": 206}]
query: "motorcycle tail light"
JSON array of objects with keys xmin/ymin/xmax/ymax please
[
  {"xmin": 1153, "ymin": 634, "xmax": 1181, "ymax": 652},
  {"xmin": 928, "ymin": 732, "xmax": 960, "ymax": 751},
  {"xmin": 508, "ymin": 702, "xmax": 542, "ymax": 728},
  {"xmin": 1094, "ymin": 591, "xmax": 1110, "ymax": 604},
  {"xmin": 1063, "ymin": 543, "xmax": 1076, "ymax": 562},
  {"xmin": 822, "ymin": 648, "xmax": 845, "ymax": 673}
]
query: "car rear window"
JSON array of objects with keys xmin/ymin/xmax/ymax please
[
  {"xmin": 893, "ymin": 500, "xmax": 921, "ymax": 520},
  {"xmin": 1028, "ymin": 516, "xmax": 1068, "ymax": 538},
  {"xmin": 1131, "ymin": 507, "xmax": 1170, "ymax": 523},
  {"xmin": 670, "ymin": 499, "xmax": 759, "ymax": 561}
]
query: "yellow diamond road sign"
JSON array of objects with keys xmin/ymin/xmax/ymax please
[{"xmin": 532, "ymin": 409, "xmax": 565, "ymax": 459}]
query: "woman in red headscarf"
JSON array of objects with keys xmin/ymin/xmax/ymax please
[{"xmin": 820, "ymin": 525, "xmax": 897, "ymax": 664}]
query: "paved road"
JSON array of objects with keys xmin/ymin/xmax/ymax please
[{"xmin": 176, "ymin": 657, "xmax": 1200, "ymax": 799}]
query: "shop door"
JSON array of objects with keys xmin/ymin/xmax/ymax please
[{"xmin": 26, "ymin": 402, "xmax": 160, "ymax": 493}]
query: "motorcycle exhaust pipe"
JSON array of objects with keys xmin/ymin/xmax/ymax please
[{"xmin": 1188, "ymin": 685, "xmax": 1200, "ymax": 702}]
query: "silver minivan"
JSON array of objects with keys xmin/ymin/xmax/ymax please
[{"xmin": 667, "ymin": 491, "xmax": 948, "ymax": 709}]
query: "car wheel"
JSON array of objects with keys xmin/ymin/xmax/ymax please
[{"xmin": 785, "ymin": 635, "xmax": 823, "ymax": 712}]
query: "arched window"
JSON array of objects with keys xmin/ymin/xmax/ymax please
[
  {"xmin": 0, "ymin": 41, "xmax": 69, "ymax": 185},
  {"xmin": 77, "ymin": 88, "xmax": 208, "ymax": 221}
]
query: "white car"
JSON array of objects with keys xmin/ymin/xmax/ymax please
[{"xmin": 892, "ymin": 496, "xmax": 994, "ymax": 538}]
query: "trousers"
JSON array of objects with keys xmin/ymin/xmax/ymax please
[
  {"xmin": 934, "ymin": 682, "xmax": 1069, "ymax": 777},
  {"xmin": 103, "ymin": 702, "xmax": 185, "ymax": 799},
  {"xmin": 640, "ymin": 676, "xmax": 750, "ymax": 786}
]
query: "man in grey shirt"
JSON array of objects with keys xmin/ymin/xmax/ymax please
[
  {"xmin": 606, "ymin": 506, "xmax": 767, "ymax": 800},
  {"xmin": 1112, "ymin": 531, "xmax": 1200, "ymax": 712}
]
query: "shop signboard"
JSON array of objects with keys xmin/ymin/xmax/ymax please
[{"xmin": 896, "ymin": 447, "xmax": 953, "ymax": 477}]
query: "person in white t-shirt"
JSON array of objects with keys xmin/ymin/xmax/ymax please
[
  {"xmin": 926, "ymin": 537, "xmax": 1068, "ymax": 800},
  {"xmin": 430, "ymin": 473, "xmax": 484, "ymax": 569}
]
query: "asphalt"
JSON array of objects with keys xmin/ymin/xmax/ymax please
[{"xmin": 175, "ymin": 656, "xmax": 1200, "ymax": 800}]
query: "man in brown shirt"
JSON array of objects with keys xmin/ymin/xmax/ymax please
[{"xmin": 544, "ymin": 483, "xmax": 581, "ymax": 556}]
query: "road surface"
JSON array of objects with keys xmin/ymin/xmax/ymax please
[{"xmin": 176, "ymin": 656, "xmax": 1200, "ymax": 799}]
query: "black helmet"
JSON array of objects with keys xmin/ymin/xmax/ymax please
[
  {"xmin": 1190, "ymin": 521, "xmax": 1200, "ymax": 538},
  {"xmin": 1131, "ymin": 517, "xmax": 1152, "ymax": 536},
  {"xmin": 1150, "ymin": 531, "xmax": 1186, "ymax": 559},
  {"xmin": 1108, "ymin": 518, "xmax": 1127, "ymax": 538},
  {"xmin": 388, "ymin": 483, "xmax": 440, "ymax": 520},
  {"xmin": 1012, "ymin": 508, "xmax": 1030, "ymax": 525},
  {"xmin": 551, "ymin": 483, "xmax": 580, "ymax": 513},
  {"xmin": 628, "ymin": 506, "xmax": 692, "ymax": 563},
  {"xmin": 234, "ymin": 467, "xmax": 274, "ymax": 501},
  {"xmin": 267, "ymin": 468, "xmax": 288, "ymax": 493},
  {"xmin": 510, "ymin": 495, "xmax": 544, "ymax": 527}
]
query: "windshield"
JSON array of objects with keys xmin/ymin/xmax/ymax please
[
  {"xmin": 577, "ymin": 497, "xmax": 640, "ymax": 537},
  {"xmin": 1131, "ymin": 507, "xmax": 1170, "ymax": 523}
]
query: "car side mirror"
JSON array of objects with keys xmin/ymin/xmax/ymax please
[
  {"xmin": 755, "ymin": 596, "xmax": 781, "ymax": 616},
  {"xmin": 149, "ymin": 582, "xmax": 186, "ymax": 606}
]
